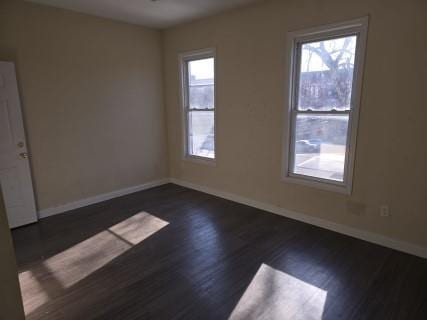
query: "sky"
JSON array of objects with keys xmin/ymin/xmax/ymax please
[{"xmin": 189, "ymin": 57, "xmax": 214, "ymax": 80}]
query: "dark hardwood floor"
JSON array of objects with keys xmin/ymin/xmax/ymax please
[{"xmin": 12, "ymin": 183, "xmax": 427, "ymax": 320}]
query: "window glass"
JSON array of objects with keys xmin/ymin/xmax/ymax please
[
  {"xmin": 189, "ymin": 111, "xmax": 215, "ymax": 158},
  {"xmin": 297, "ymin": 36, "xmax": 357, "ymax": 111},
  {"xmin": 293, "ymin": 114, "xmax": 349, "ymax": 181},
  {"xmin": 188, "ymin": 58, "xmax": 214, "ymax": 109}
]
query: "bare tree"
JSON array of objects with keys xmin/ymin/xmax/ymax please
[{"xmin": 305, "ymin": 37, "xmax": 355, "ymax": 108}]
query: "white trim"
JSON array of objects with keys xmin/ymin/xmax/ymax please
[
  {"xmin": 36, "ymin": 176, "xmax": 427, "ymax": 258},
  {"xmin": 38, "ymin": 179, "xmax": 169, "ymax": 218},
  {"xmin": 179, "ymin": 47, "xmax": 217, "ymax": 164},
  {"xmin": 183, "ymin": 155, "xmax": 217, "ymax": 167},
  {"xmin": 170, "ymin": 178, "xmax": 427, "ymax": 259},
  {"xmin": 282, "ymin": 17, "xmax": 369, "ymax": 195}
]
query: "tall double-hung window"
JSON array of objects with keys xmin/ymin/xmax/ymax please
[
  {"xmin": 180, "ymin": 49, "xmax": 216, "ymax": 163},
  {"xmin": 283, "ymin": 18, "xmax": 368, "ymax": 193}
]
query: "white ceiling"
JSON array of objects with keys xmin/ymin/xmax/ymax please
[{"xmin": 27, "ymin": 0, "xmax": 261, "ymax": 29}]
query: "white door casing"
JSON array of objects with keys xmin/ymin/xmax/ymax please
[{"xmin": 0, "ymin": 61, "xmax": 38, "ymax": 228}]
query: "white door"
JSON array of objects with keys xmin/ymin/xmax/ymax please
[{"xmin": 0, "ymin": 61, "xmax": 37, "ymax": 228}]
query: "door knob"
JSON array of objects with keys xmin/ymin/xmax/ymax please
[{"xmin": 19, "ymin": 152, "xmax": 28, "ymax": 159}]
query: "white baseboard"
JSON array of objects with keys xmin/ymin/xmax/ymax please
[
  {"xmin": 38, "ymin": 178, "xmax": 170, "ymax": 219},
  {"xmin": 36, "ymin": 176, "xmax": 426, "ymax": 258},
  {"xmin": 170, "ymin": 178, "xmax": 427, "ymax": 259}
]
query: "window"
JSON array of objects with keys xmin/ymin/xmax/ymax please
[
  {"xmin": 180, "ymin": 49, "xmax": 216, "ymax": 162},
  {"xmin": 283, "ymin": 18, "xmax": 368, "ymax": 193}
]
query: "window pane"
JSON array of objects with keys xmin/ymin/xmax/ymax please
[
  {"xmin": 188, "ymin": 111, "xmax": 215, "ymax": 158},
  {"xmin": 292, "ymin": 114, "xmax": 349, "ymax": 182},
  {"xmin": 297, "ymin": 36, "xmax": 357, "ymax": 111},
  {"xmin": 188, "ymin": 58, "xmax": 214, "ymax": 109}
]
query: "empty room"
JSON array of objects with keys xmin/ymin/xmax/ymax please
[{"xmin": 1, "ymin": 0, "xmax": 426, "ymax": 319}]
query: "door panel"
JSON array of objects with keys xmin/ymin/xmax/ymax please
[
  {"xmin": 0, "ymin": 99, "xmax": 14, "ymax": 147},
  {"xmin": 0, "ymin": 169, "xmax": 22, "ymax": 207},
  {"xmin": 0, "ymin": 61, "xmax": 37, "ymax": 228}
]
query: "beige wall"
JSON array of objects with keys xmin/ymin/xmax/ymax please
[
  {"xmin": 0, "ymin": 187, "xmax": 25, "ymax": 320},
  {"xmin": 0, "ymin": 0, "xmax": 425, "ymax": 250},
  {"xmin": 163, "ymin": 0, "xmax": 427, "ymax": 247},
  {"xmin": 0, "ymin": 0, "xmax": 168, "ymax": 210}
]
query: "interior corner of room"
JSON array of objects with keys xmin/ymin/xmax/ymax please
[{"xmin": 1, "ymin": 0, "xmax": 426, "ymax": 319}]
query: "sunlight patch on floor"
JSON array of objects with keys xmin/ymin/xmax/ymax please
[
  {"xmin": 229, "ymin": 264, "xmax": 327, "ymax": 320},
  {"xmin": 18, "ymin": 270, "xmax": 50, "ymax": 315},
  {"xmin": 19, "ymin": 211, "xmax": 168, "ymax": 315},
  {"xmin": 109, "ymin": 211, "xmax": 168, "ymax": 245}
]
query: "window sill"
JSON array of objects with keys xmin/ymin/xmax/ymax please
[
  {"xmin": 183, "ymin": 155, "xmax": 217, "ymax": 167},
  {"xmin": 282, "ymin": 173, "xmax": 351, "ymax": 195}
]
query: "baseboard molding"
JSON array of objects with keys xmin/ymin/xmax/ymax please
[
  {"xmin": 36, "ymin": 177, "xmax": 426, "ymax": 258},
  {"xmin": 38, "ymin": 178, "xmax": 170, "ymax": 219},
  {"xmin": 170, "ymin": 178, "xmax": 427, "ymax": 259}
]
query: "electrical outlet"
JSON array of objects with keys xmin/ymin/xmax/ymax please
[{"xmin": 380, "ymin": 205, "xmax": 391, "ymax": 217}]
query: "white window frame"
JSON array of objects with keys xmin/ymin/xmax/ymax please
[
  {"xmin": 282, "ymin": 17, "xmax": 369, "ymax": 194},
  {"xmin": 179, "ymin": 48, "xmax": 216, "ymax": 166}
]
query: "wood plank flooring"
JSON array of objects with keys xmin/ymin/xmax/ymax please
[{"xmin": 12, "ymin": 183, "xmax": 427, "ymax": 319}]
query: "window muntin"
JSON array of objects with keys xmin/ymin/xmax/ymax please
[
  {"xmin": 182, "ymin": 51, "xmax": 215, "ymax": 160},
  {"xmin": 285, "ymin": 19, "xmax": 368, "ymax": 192}
]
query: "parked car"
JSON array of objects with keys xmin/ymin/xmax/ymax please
[
  {"xmin": 308, "ymin": 139, "xmax": 322, "ymax": 146},
  {"xmin": 295, "ymin": 139, "xmax": 321, "ymax": 153}
]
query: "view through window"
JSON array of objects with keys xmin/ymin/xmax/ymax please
[
  {"xmin": 285, "ymin": 18, "xmax": 368, "ymax": 191},
  {"xmin": 183, "ymin": 54, "xmax": 215, "ymax": 159},
  {"xmin": 293, "ymin": 35, "xmax": 356, "ymax": 182}
]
